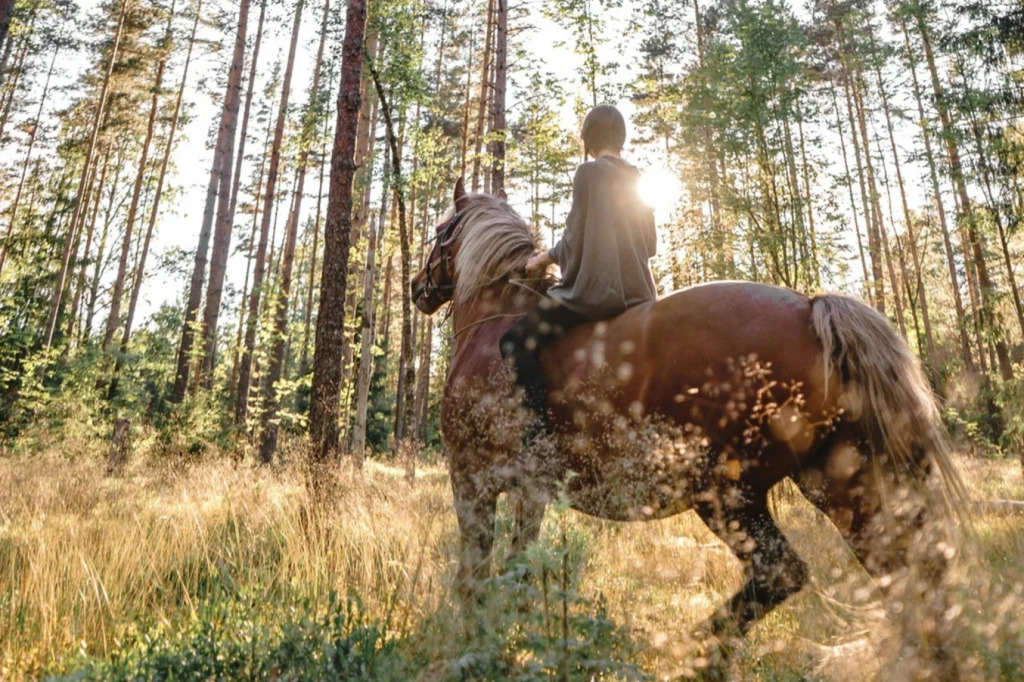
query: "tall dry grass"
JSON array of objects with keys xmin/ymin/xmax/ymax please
[{"xmin": 1, "ymin": 435, "xmax": 1023, "ymax": 679}]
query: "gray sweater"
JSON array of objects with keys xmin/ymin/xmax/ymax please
[{"xmin": 547, "ymin": 156, "xmax": 658, "ymax": 319}]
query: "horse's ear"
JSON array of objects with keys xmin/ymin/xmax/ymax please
[
  {"xmin": 454, "ymin": 177, "xmax": 469, "ymax": 211},
  {"xmin": 496, "ymin": 187, "xmax": 508, "ymax": 202}
]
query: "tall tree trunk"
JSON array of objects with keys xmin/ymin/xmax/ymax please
[
  {"xmin": 351, "ymin": 150, "xmax": 390, "ymax": 465},
  {"xmin": 235, "ymin": 0, "xmax": 305, "ymax": 423},
  {"xmin": 842, "ymin": 57, "xmax": 885, "ymax": 315},
  {"xmin": 44, "ymin": 0, "xmax": 128, "ymax": 350},
  {"xmin": 488, "ymin": 0, "xmax": 507, "ymax": 194},
  {"xmin": 300, "ymin": 127, "xmax": 328, "ymax": 375},
  {"xmin": 198, "ymin": 0, "xmax": 251, "ymax": 386},
  {"xmin": 230, "ymin": 103, "xmax": 275, "ymax": 401},
  {"xmin": 70, "ymin": 146, "xmax": 111, "ymax": 340},
  {"xmin": 0, "ymin": 33, "xmax": 60, "ymax": 277},
  {"xmin": 916, "ymin": 11, "xmax": 1013, "ymax": 381},
  {"xmin": 0, "ymin": 7, "xmax": 34, "ymax": 140},
  {"xmin": 898, "ymin": 18, "xmax": 974, "ymax": 375},
  {"xmin": 471, "ymin": 0, "xmax": 494, "ymax": 192},
  {"xmin": 826, "ymin": 69, "xmax": 872, "ymax": 304},
  {"xmin": 872, "ymin": 55, "xmax": 937, "ymax": 371},
  {"xmin": 368, "ymin": 61, "xmax": 414, "ymax": 455},
  {"xmin": 337, "ymin": 28, "xmax": 380, "ymax": 430},
  {"xmin": 85, "ymin": 148, "xmax": 124, "ymax": 339},
  {"xmin": 104, "ymin": 3, "xmax": 179, "ymax": 352},
  {"xmin": 172, "ymin": 0, "xmax": 250, "ymax": 401},
  {"xmin": 308, "ymin": 0, "xmax": 368, "ymax": 468},
  {"xmin": 109, "ymin": 0, "xmax": 200, "ymax": 399},
  {"xmin": 227, "ymin": 0, "xmax": 266, "ymax": 226},
  {"xmin": 795, "ymin": 105, "xmax": 819, "ymax": 288},
  {"xmin": 259, "ymin": 0, "xmax": 330, "ymax": 463}
]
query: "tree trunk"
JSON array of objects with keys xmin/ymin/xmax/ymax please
[
  {"xmin": 70, "ymin": 146, "xmax": 111, "ymax": 340},
  {"xmin": 916, "ymin": 11, "xmax": 1013, "ymax": 381},
  {"xmin": 368, "ymin": 61, "xmax": 414, "ymax": 455},
  {"xmin": 337, "ymin": 29, "xmax": 380, "ymax": 429},
  {"xmin": 259, "ymin": 0, "xmax": 330, "ymax": 463},
  {"xmin": 109, "ymin": 0, "xmax": 199, "ymax": 399},
  {"xmin": 44, "ymin": 0, "xmax": 127, "ymax": 350},
  {"xmin": 0, "ymin": 0, "xmax": 14, "ymax": 58},
  {"xmin": 198, "ymin": 0, "xmax": 251, "ymax": 387},
  {"xmin": 351, "ymin": 151, "xmax": 390, "ymax": 465},
  {"xmin": 471, "ymin": 0, "xmax": 494, "ymax": 192},
  {"xmin": 488, "ymin": 0, "xmax": 507, "ymax": 194},
  {"xmin": 0, "ymin": 33, "xmax": 60, "ymax": 277},
  {"xmin": 103, "ymin": 3, "xmax": 179, "ymax": 352},
  {"xmin": 872, "ymin": 56, "xmax": 937, "ymax": 372},
  {"xmin": 235, "ymin": 0, "xmax": 305, "ymax": 423},
  {"xmin": 300, "ymin": 130, "xmax": 328, "ymax": 376},
  {"xmin": 308, "ymin": 0, "xmax": 368, "ymax": 468},
  {"xmin": 826, "ymin": 69, "xmax": 872, "ymax": 304},
  {"xmin": 230, "ymin": 102, "xmax": 275, "ymax": 402},
  {"xmin": 898, "ymin": 18, "xmax": 974, "ymax": 375}
]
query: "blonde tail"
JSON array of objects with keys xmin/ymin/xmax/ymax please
[{"xmin": 810, "ymin": 294, "xmax": 968, "ymax": 511}]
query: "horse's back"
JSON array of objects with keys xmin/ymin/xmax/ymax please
[{"xmin": 546, "ymin": 280, "xmax": 839, "ymax": 464}]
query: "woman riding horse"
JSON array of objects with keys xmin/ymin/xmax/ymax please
[
  {"xmin": 500, "ymin": 104, "xmax": 657, "ymax": 443},
  {"xmin": 411, "ymin": 146, "xmax": 965, "ymax": 679}
]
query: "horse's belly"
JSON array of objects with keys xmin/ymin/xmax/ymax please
[{"xmin": 557, "ymin": 428, "xmax": 707, "ymax": 522}]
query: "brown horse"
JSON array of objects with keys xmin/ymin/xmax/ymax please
[{"xmin": 412, "ymin": 180, "xmax": 965, "ymax": 674}]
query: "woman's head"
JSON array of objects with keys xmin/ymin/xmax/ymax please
[{"xmin": 581, "ymin": 105, "xmax": 626, "ymax": 158}]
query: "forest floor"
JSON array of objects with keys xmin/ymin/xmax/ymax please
[{"xmin": 1, "ymin": 433, "xmax": 1023, "ymax": 680}]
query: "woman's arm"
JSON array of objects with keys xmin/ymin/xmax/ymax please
[{"xmin": 547, "ymin": 165, "xmax": 589, "ymax": 266}]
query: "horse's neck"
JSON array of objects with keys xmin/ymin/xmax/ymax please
[{"xmin": 451, "ymin": 284, "xmax": 539, "ymax": 359}]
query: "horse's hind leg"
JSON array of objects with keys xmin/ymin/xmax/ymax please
[
  {"xmin": 510, "ymin": 485, "xmax": 547, "ymax": 559},
  {"xmin": 796, "ymin": 433, "xmax": 959, "ymax": 679},
  {"xmin": 694, "ymin": 494, "xmax": 809, "ymax": 638}
]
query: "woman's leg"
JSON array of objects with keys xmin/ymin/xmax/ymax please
[{"xmin": 499, "ymin": 299, "xmax": 586, "ymax": 433}]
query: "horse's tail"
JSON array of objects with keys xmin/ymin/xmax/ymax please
[{"xmin": 809, "ymin": 294, "xmax": 968, "ymax": 511}]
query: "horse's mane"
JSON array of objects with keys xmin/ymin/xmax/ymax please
[{"xmin": 452, "ymin": 193, "xmax": 544, "ymax": 306}]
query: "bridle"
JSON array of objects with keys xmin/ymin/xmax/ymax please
[{"xmin": 422, "ymin": 209, "xmax": 465, "ymax": 302}]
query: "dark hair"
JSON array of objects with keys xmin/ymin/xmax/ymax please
[{"xmin": 581, "ymin": 105, "xmax": 626, "ymax": 157}]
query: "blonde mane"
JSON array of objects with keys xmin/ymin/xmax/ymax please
[{"xmin": 452, "ymin": 193, "xmax": 538, "ymax": 306}]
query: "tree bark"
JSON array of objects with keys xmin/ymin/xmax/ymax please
[
  {"xmin": 259, "ymin": 0, "xmax": 330, "ymax": 463},
  {"xmin": 309, "ymin": 0, "xmax": 368, "ymax": 467},
  {"xmin": 351, "ymin": 151, "xmax": 390, "ymax": 465},
  {"xmin": 471, "ymin": 0, "xmax": 494, "ymax": 192},
  {"xmin": 488, "ymin": 0, "xmax": 507, "ymax": 194},
  {"xmin": 368, "ymin": 60, "xmax": 414, "ymax": 455},
  {"xmin": 898, "ymin": 17, "xmax": 974, "ymax": 374},
  {"xmin": 103, "ymin": 3, "xmax": 179, "ymax": 352},
  {"xmin": 44, "ymin": 0, "xmax": 127, "ymax": 350},
  {"xmin": 235, "ymin": 0, "xmax": 305, "ymax": 423},
  {"xmin": 916, "ymin": 11, "xmax": 1013, "ymax": 381},
  {"xmin": 0, "ymin": 0, "xmax": 15, "ymax": 58},
  {"xmin": 198, "ymin": 0, "xmax": 251, "ymax": 386},
  {"xmin": 109, "ymin": 0, "xmax": 199, "ymax": 399},
  {"xmin": 0, "ymin": 32, "xmax": 60, "ymax": 277}
]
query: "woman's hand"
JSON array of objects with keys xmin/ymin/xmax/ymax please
[{"xmin": 525, "ymin": 252, "xmax": 553, "ymax": 277}]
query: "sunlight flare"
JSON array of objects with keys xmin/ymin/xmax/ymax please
[{"xmin": 638, "ymin": 166, "xmax": 682, "ymax": 220}]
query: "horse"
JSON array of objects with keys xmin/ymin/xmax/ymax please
[{"xmin": 412, "ymin": 179, "xmax": 966, "ymax": 675}]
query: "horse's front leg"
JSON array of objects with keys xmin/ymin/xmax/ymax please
[{"xmin": 452, "ymin": 472, "xmax": 500, "ymax": 601}]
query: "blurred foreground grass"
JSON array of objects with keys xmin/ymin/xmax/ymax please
[{"xmin": 1, "ymin": 437, "xmax": 1022, "ymax": 680}]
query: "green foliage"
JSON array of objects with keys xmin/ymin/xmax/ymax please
[
  {"xmin": 53, "ymin": 592, "xmax": 407, "ymax": 682},
  {"xmin": 448, "ymin": 499, "xmax": 650, "ymax": 681}
]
